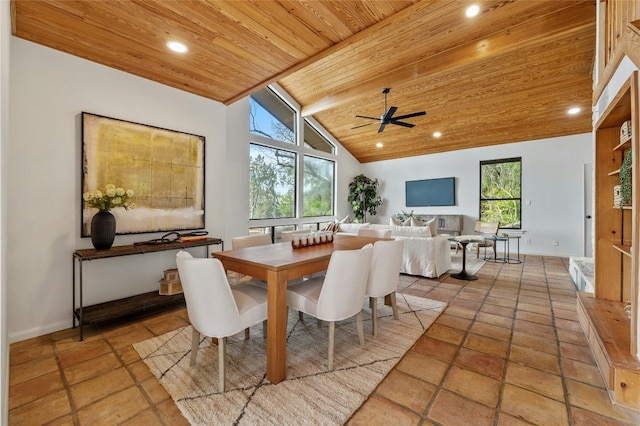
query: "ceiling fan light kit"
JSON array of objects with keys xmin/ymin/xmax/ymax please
[{"xmin": 353, "ymin": 88, "xmax": 426, "ymax": 133}]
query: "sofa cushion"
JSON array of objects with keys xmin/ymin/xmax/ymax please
[
  {"xmin": 339, "ymin": 223, "xmax": 371, "ymax": 233},
  {"xmin": 390, "ymin": 225, "xmax": 431, "ymax": 237}
]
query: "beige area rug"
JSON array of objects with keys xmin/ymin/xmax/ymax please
[
  {"xmin": 449, "ymin": 250, "xmax": 487, "ymax": 275},
  {"xmin": 133, "ymin": 295, "xmax": 446, "ymax": 425}
]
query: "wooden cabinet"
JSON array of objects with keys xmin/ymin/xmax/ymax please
[
  {"xmin": 578, "ymin": 71, "xmax": 640, "ymax": 410},
  {"xmin": 421, "ymin": 214, "xmax": 462, "ymax": 235}
]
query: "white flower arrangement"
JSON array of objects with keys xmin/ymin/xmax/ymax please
[{"xmin": 83, "ymin": 183, "xmax": 135, "ymax": 212}]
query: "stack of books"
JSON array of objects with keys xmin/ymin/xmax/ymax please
[{"xmin": 178, "ymin": 235, "xmax": 208, "ymax": 242}]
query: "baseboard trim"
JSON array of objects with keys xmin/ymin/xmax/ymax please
[{"xmin": 9, "ymin": 320, "xmax": 72, "ymax": 344}]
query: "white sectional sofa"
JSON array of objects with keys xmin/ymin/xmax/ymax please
[{"xmin": 335, "ymin": 222, "xmax": 452, "ymax": 278}]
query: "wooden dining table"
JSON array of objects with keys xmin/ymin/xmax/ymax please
[{"xmin": 213, "ymin": 234, "xmax": 382, "ymax": 384}]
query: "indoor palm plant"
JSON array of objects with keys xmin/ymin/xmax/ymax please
[{"xmin": 347, "ymin": 174, "xmax": 383, "ymax": 223}]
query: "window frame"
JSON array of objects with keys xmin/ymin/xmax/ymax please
[
  {"xmin": 479, "ymin": 157, "xmax": 522, "ymax": 229},
  {"xmin": 249, "ymin": 85, "xmax": 338, "ymax": 230}
]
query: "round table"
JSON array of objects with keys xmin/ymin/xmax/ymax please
[{"xmin": 448, "ymin": 237, "xmax": 484, "ymax": 280}]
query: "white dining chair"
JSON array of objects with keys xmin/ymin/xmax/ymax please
[
  {"xmin": 280, "ymin": 229, "xmax": 311, "ymax": 242},
  {"xmin": 286, "ymin": 245, "xmax": 373, "ymax": 371},
  {"xmin": 176, "ymin": 250, "xmax": 268, "ymax": 392},
  {"xmin": 231, "ymin": 233, "xmax": 272, "ymax": 249},
  {"xmin": 230, "ymin": 233, "xmax": 273, "ymax": 284},
  {"xmin": 357, "ymin": 228, "xmax": 392, "ymax": 238},
  {"xmin": 365, "ymin": 239, "xmax": 404, "ymax": 335}
]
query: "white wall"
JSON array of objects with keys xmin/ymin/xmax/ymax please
[
  {"xmin": 363, "ymin": 134, "xmax": 592, "ymax": 257},
  {"xmin": 1, "ymin": 1, "xmax": 9, "ymax": 423},
  {"xmin": 7, "ymin": 37, "xmax": 362, "ymax": 342}
]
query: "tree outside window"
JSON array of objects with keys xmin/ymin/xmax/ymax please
[
  {"xmin": 480, "ymin": 157, "xmax": 521, "ymax": 229},
  {"xmin": 303, "ymin": 155, "xmax": 334, "ymax": 217},
  {"xmin": 249, "ymin": 144, "xmax": 295, "ymax": 219},
  {"xmin": 250, "ymin": 88, "xmax": 294, "ymax": 144},
  {"xmin": 249, "ymin": 87, "xmax": 336, "ymax": 222}
]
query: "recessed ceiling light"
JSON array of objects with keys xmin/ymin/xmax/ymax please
[
  {"xmin": 376, "ymin": 142, "xmax": 384, "ymax": 148},
  {"xmin": 167, "ymin": 41, "xmax": 188, "ymax": 53},
  {"xmin": 568, "ymin": 107, "xmax": 581, "ymax": 115},
  {"xmin": 433, "ymin": 131, "xmax": 442, "ymax": 138},
  {"xmin": 466, "ymin": 4, "xmax": 480, "ymax": 18}
]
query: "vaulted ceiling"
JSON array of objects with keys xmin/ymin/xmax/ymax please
[{"xmin": 11, "ymin": 0, "xmax": 596, "ymax": 163}]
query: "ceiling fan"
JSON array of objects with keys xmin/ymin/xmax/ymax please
[{"xmin": 352, "ymin": 88, "xmax": 426, "ymax": 133}]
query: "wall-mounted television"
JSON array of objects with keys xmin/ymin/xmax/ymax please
[{"xmin": 405, "ymin": 177, "xmax": 456, "ymax": 207}]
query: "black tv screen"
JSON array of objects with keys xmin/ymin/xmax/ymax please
[{"xmin": 405, "ymin": 177, "xmax": 456, "ymax": 207}]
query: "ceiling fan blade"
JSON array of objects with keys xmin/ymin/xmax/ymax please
[
  {"xmin": 392, "ymin": 111, "xmax": 426, "ymax": 120},
  {"xmin": 377, "ymin": 122, "xmax": 387, "ymax": 133},
  {"xmin": 382, "ymin": 106, "xmax": 398, "ymax": 122},
  {"xmin": 355, "ymin": 115, "xmax": 380, "ymax": 121},
  {"xmin": 389, "ymin": 120, "xmax": 415, "ymax": 128},
  {"xmin": 351, "ymin": 122, "xmax": 374, "ymax": 129}
]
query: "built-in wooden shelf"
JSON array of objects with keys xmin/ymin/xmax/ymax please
[
  {"xmin": 613, "ymin": 244, "xmax": 633, "ymax": 257},
  {"xmin": 578, "ymin": 293, "xmax": 640, "ymax": 409},
  {"xmin": 614, "ymin": 136, "xmax": 632, "ymax": 151},
  {"xmin": 590, "ymin": 70, "xmax": 639, "ymax": 410}
]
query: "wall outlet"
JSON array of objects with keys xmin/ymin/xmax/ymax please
[
  {"xmin": 552, "ymin": 240, "xmax": 559, "ymax": 246},
  {"xmin": 526, "ymin": 238, "xmax": 532, "ymax": 244}
]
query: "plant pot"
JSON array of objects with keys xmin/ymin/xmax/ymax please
[{"xmin": 91, "ymin": 210, "xmax": 116, "ymax": 250}]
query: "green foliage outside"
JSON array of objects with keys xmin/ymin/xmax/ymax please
[
  {"xmin": 249, "ymin": 146, "xmax": 295, "ymax": 219},
  {"xmin": 303, "ymin": 156, "xmax": 334, "ymax": 217},
  {"xmin": 480, "ymin": 160, "xmax": 521, "ymax": 228},
  {"xmin": 249, "ymin": 98, "xmax": 334, "ymax": 220}
]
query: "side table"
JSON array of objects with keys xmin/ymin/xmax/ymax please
[
  {"xmin": 449, "ymin": 236, "xmax": 484, "ymax": 280},
  {"xmin": 484, "ymin": 235, "xmax": 521, "ymax": 264}
]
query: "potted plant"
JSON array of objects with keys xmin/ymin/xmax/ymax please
[
  {"xmin": 620, "ymin": 149, "xmax": 632, "ymax": 207},
  {"xmin": 348, "ymin": 174, "xmax": 383, "ymax": 222},
  {"xmin": 83, "ymin": 183, "xmax": 135, "ymax": 249}
]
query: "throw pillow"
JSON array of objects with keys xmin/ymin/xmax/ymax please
[
  {"xmin": 322, "ymin": 222, "xmax": 341, "ymax": 233},
  {"xmin": 425, "ymin": 218, "xmax": 437, "ymax": 236},
  {"xmin": 402, "ymin": 217, "xmax": 412, "ymax": 226},
  {"xmin": 410, "ymin": 217, "xmax": 425, "ymax": 227},
  {"xmin": 337, "ymin": 215, "xmax": 351, "ymax": 224},
  {"xmin": 389, "ymin": 216, "xmax": 402, "ymax": 226}
]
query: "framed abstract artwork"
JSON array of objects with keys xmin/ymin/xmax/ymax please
[{"xmin": 81, "ymin": 112, "xmax": 205, "ymax": 237}]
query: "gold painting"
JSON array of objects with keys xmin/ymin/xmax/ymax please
[{"xmin": 81, "ymin": 112, "xmax": 205, "ymax": 236}]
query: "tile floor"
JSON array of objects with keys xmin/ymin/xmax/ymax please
[{"xmin": 9, "ymin": 254, "xmax": 640, "ymax": 425}]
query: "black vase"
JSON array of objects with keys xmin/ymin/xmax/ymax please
[{"xmin": 91, "ymin": 210, "xmax": 116, "ymax": 250}]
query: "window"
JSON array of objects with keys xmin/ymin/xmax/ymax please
[
  {"xmin": 303, "ymin": 155, "xmax": 335, "ymax": 217},
  {"xmin": 304, "ymin": 120, "xmax": 335, "ymax": 154},
  {"xmin": 249, "ymin": 87, "xmax": 336, "ymax": 225},
  {"xmin": 479, "ymin": 157, "xmax": 521, "ymax": 229},
  {"xmin": 250, "ymin": 88, "xmax": 295, "ymax": 144},
  {"xmin": 249, "ymin": 144, "xmax": 296, "ymax": 219}
]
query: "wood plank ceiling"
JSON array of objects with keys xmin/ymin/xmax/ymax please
[{"xmin": 11, "ymin": 0, "xmax": 596, "ymax": 163}]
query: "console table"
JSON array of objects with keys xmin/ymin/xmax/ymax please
[{"xmin": 73, "ymin": 237, "xmax": 223, "ymax": 340}]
